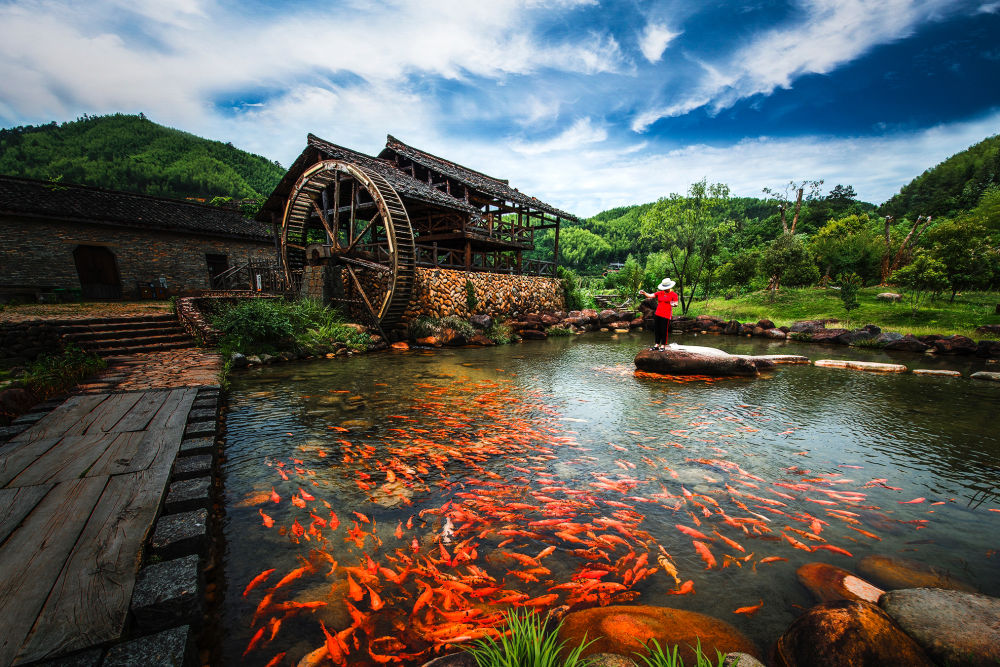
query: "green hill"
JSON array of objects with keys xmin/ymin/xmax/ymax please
[
  {"xmin": 880, "ymin": 134, "xmax": 1000, "ymax": 220},
  {"xmin": 0, "ymin": 113, "xmax": 285, "ymax": 201}
]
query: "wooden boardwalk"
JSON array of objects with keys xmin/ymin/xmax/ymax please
[{"xmin": 0, "ymin": 388, "xmax": 197, "ymax": 666}]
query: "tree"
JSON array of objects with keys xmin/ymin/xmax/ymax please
[
  {"xmin": 837, "ymin": 272, "xmax": 863, "ymax": 328},
  {"xmin": 924, "ymin": 218, "xmax": 996, "ymax": 301},
  {"xmin": 611, "ymin": 255, "xmax": 645, "ymax": 302},
  {"xmin": 810, "ymin": 214, "xmax": 883, "ymax": 283},
  {"xmin": 880, "ymin": 214, "xmax": 933, "ymax": 284},
  {"xmin": 715, "ymin": 250, "xmax": 760, "ymax": 296},
  {"xmin": 639, "ymin": 180, "xmax": 732, "ymax": 314},
  {"xmin": 893, "ymin": 252, "xmax": 947, "ymax": 313},
  {"xmin": 762, "ymin": 180, "xmax": 824, "ymax": 235},
  {"xmin": 556, "ymin": 227, "xmax": 612, "ymax": 273},
  {"xmin": 760, "ymin": 234, "xmax": 820, "ymax": 294}
]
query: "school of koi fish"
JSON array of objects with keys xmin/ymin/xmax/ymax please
[{"xmin": 225, "ymin": 359, "xmax": 996, "ymax": 667}]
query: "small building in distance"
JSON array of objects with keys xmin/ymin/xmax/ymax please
[
  {"xmin": 256, "ymin": 134, "xmax": 576, "ymax": 331},
  {"xmin": 0, "ymin": 175, "xmax": 275, "ymax": 302}
]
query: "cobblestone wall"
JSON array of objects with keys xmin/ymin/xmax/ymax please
[
  {"xmin": 402, "ymin": 267, "xmax": 564, "ymax": 322},
  {"xmin": 0, "ymin": 217, "xmax": 274, "ymax": 298}
]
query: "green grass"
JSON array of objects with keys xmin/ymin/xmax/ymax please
[
  {"xmin": 687, "ymin": 287, "xmax": 1000, "ymax": 338},
  {"xmin": 634, "ymin": 639, "xmax": 729, "ymax": 667},
  {"xmin": 465, "ymin": 610, "xmax": 593, "ymax": 667},
  {"xmin": 22, "ymin": 344, "xmax": 106, "ymax": 399}
]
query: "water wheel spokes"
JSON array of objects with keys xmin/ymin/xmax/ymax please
[{"xmin": 280, "ymin": 160, "xmax": 415, "ymax": 334}]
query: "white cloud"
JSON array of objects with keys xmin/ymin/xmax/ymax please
[
  {"xmin": 638, "ymin": 22, "xmax": 680, "ymax": 63},
  {"xmin": 632, "ymin": 0, "xmax": 962, "ymax": 131},
  {"xmin": 510, "ymin": 117, "xmax": 608, "ymax": 155}
]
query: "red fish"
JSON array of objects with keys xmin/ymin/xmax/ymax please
[
  {"xmin": 668, "ymin": 580, "xmax": 695, "ymax": 595},
  {"xmin": 692, "ymin": 540, "xmax": 717, "ymax": 569},
  {"xmin": 299, "ymin": 488, "xmax": 315, "ymax": 501},
  {"xmin": 243, "ymin": 626, "xmax": 265, "ymax": 657},
  {"xmin": 270, "ymin": 487, "xmax": 280, "ymax": 504},
  {"xmin": 676, "ymin": 524, "xmax": 713, "ymax": 541},
  {"xmin": 242, "ymin": 568, "xmax": 275, "ymax": 597},
  {"xmin": 733, "ymin": 599, "xmax": 764, "ymax": 616},
  {"xmin": 899, "ymin": 497, "xmax": 926, "ymax": 504},
  {"xmin": 259, "ymin": 509, "xmax": 274, "ymax": 528}
]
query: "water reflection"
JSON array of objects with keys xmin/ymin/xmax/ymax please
[{"xmin": 220, "ymin": 332, "xmax": 1000, "ymax": 665}]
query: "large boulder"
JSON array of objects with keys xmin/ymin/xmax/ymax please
[
  {"xmin": 810, "ymin": 328, "xmax": 850, "ymax": 344},
  {"xmin": 469, "ymin": 314, "xmax": 493, "ymax": 331},
  {"xmin": 877, "ymin": 292, "xmax": 903, "ymax": 302},
  {"xmin": 520, "ymin": 329, "xmax": 547, "ymax": 340},
  {"xmin": 797, "ymin": 563, "xmax": 884, "ymax": 604},
  {"xmin": 773, "ymin": 600, "xmax": 935, "ymax": 667},
  {"xmin": 635, "ymin": 348, "xmax": 760, "ymax": 377},
  {"xmin": 971, "ymin": 371, "xmax": 1000, "ymax": 382},
  {"xmin": 438, "ymin": 328, "xmax": 467, "ymax": 346},
  {"xmin": 858, "ymin": 555, "xmax": 977, "ymax": 593},
  {"xmin": 977, "ymin": 340, "xmax": 1000, "ymax": 357},
  {"xmin": 884, "ymin": 335, "xmax": 930, "ymax": 353},
  {"xmin": 557, "ymin": 605, "xmax": 760, "ymax": 665},
  {"xmin": 875, "ymin": 332, "xmax": 904, "ymax": 345},
  {"xmin": 790, "ymin": 320, "xmax": 827, "ymax": 334},
  {"xmin": 764, "ymin": 328, "xmax": 787, "ymax": 339},
  {"xmin": 879, "ymin": 588, "xmax": 1000, "ymax": 667},
  {"xmin": 933, "ymin": 335, "xmax": 978, "ymax": 355},
  {"xmin": 757, "ymin": 318, "xmax": 776, "ymax": 330},
  {"xmin": 976, "ymin": 324, "xmax": 1000, "ymax": 336}
]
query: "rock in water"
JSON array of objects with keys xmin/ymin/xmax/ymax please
[
  {"xmin": 879, "ymin": 588, "xmax": 1000, "ymax": 667},
  {"xmin": 858, "ymin": 555, "xmax": 977, "ymax": 593},
  {"xmin": 797, "ymin": 563, "xmax": 884, "ymax": 604},
  {"xmin": 557, "ymin": 605, "xmax": 760, "ymax": 664},
  {"xmin": 774, "ymin": 600, "xmax": 935, "ymax": 667},
  {"xmin": 634, "ymin": 348, "xmax": 760, "ymax": 377}
]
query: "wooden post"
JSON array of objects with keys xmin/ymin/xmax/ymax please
[
  {"xmin": 332, "ymin": 175, "xmax": 341, "ymax": 246},
  {"xmin": 464, "ymin": 241, "xmax": 471, "ymax": 272},
  {"xmin": 321, "ymin": 188, "xmax": 331, "ymax": 244},
  {"xmin": 553, "ymin": 217, "xmax": 560, "ymax": 275}
]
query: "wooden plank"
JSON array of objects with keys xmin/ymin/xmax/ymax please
[
  {"xmin": 106, "ymin": 391, "xmax": 167, "ymax": 433},
  {"xmin": 144, "ymin": 388, "xmax": 198, "ymax": 482},
  {"xmin": 8, "ymin": 434, "xmax": 114, "ymax": 487},
  {"xmin": 64, "ymin": 393, "xmax": 143, "ymax": 437},
  {"xmin": 145, "ymin": 388, "xmax": 196, "ymax": 433},
  {"xmin": 9, "ymin": 395, "xmax": 108, "ymax": 444},
  {"xmin": 85, "ymin": 432, "xmax": 154, "ymax": 477},
  {"xmin": 0, "ymin": 438, "xmax": 61, "ymax": 488},
  {"xmin": 16, "ymin": 470, "xmax": 162, "ymax": 663},
  {"xmin": 0, "ymin": 485, "xmax": 54, "ymax": 545},
  {"xmin": 0, "ymin": 477, "xmax": 107, "ymax": 667}
]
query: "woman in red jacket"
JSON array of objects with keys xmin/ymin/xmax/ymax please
[{"xmin": 639, "ymin": 278, "xmax": 680, "ymax": 350}]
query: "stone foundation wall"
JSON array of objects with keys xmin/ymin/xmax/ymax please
[
  {"xmin": 401, "ymin": 268, "xmax": 564, "ymax": 323},
  {"xmin": 0, "ymin": 217, "xmax": 274, "ymax": 298}
]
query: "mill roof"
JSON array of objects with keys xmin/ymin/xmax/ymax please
[
  {"xmin": 0, "ymin": 175, "xmax": 272, "ymax": 241},
  {"xmin": 256, "ymin": 135, "xmax": 480, "ymax": 221},
  {"xmin": 381, "ymin": 134, "xmax": 577, "ymax": 221}
]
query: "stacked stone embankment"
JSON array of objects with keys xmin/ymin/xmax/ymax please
[{"xmin": 402, "ymin": 267, "xmax": 564, "ymax": 323}]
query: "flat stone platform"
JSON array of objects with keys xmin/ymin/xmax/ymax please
[{"xmin": 0, "ymin": 387, "xmax": 198, "ymax": 666}]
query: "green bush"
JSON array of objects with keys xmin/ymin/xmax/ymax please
[
  {"xmin": 465, "ymin": 279, "xmax": 478, "ymax": 313},
  {"xmin": 486, "ymin": 322, "xmax": 515, "ymax": 345},
  {"xmin": 213, "ymin": 297, "xmax": 369, "ymax": 355},
  {"xmin": 558, "ymin": 266, "xmax": 590, "ymax": 311},
  {"xmin": 440, "ymin": 316, "xmax": 476, "ymax": 339},
  {"xmin": 23, "ymin": 344, "xmax": 106, "ymax": 398},
  {"xmin": 547, "ymin": 326, "xmax": 573, "ymax": 336}
]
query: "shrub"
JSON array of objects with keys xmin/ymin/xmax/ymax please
[
  {"xmin": 212, "ymin": 298, "xmax": 294, "ymax": 351},
  {"xmin": 440, "ymin": 316, "xmax": 476, "ymax": 339},
  {"xmin": 547, "ymin": 326, "xmax": 573, "ymax": 336},
  {"xmin": 486, "ymin": 322, "xmax": 515, "ymax": 345},
  {"xmin": 23, "ymin": 344, "xmax": 106, "ymax": 398},
  {"xmin": 465, "ymin": 279, "xmax": 478, "ymax": 313},
  {"xmin": 558, "ymin": 266, "xmax": 590, "ymax": 311}
]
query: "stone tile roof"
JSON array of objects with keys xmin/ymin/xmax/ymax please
[
  {"xmin": 256, "ymin": 135, "xmax": 480, "ymax": 221},
  {"xmin": 381, "ymin": 134, "xmax": 577, "ymax": 221},
  {"xmin": 0, "ymin": 175, "xmax": 272, "ymax": 241}
]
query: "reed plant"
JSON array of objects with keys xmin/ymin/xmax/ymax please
[
  {"xmin": 634, "ymin": 639, "xmax": 730, "ymax": 667},
  {"xmin": 465, "ymin": 609, "xmax": 593, "ymax": 667}
]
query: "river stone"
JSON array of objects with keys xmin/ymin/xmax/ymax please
[
  {"xmin": 971, "ymin": 371, "xmax": 1000, "ymax": 382},
  {"xmin": 912, "ymin": 369, "xmax": 961, "ymax": 377},
  {"xmin": 635, "ymin": 348, "xmax": 759, "ymax": 377},
  {"xmin": 814, "ymin": 359, "xmax": 907, "ymax": 373},
  {"xmin": 797, "ymin": 562, "xmax": 884, "ymax": 603},
  {"xmin": 884, "ymin": 334, "xmax": 930, "ymax": 353},
  {"xmin": 557, "ymin": 604, "xmax": 760, "ymax": 664},
  {"xmin": 879, "ymin": 588, "xmax": 1000, "ymax": 666},
  {"xmin": 724, "ymin": 653, "xmax": 765, "ymax": 667},
  {"xmin": 764, "ymin": 328, "xmax": 787, "ymax": 339},
  {"xmin": 774, "ymin": 600, "xmax": 934, "ymax": 667},
  {"xmin": 858, "ymin": 555, "xmax": 977, "ymax": 592},
  {"xmin": 420, "ymin": 653, "xmax": 476, "ymax": 667}
]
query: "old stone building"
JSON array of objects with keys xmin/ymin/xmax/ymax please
[{"xmin": 0, "ymin": 175, "xmax": 275, "ymax": 301}]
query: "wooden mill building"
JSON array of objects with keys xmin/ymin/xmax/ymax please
[{"xmin": 256, "ymin": 134, "xmax": 575, "ymax": 329}]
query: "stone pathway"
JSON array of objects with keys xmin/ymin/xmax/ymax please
[
  {"xmin": 77, "ymin": 348, "xmax": 222, "ymax": 394},
  {"xmin": 0, "ymin": 302, "xmax": 171, "ymax": 325}
]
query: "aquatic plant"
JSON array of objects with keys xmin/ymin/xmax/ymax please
[
  {"xmin": 465, "ymin": 609, "xmax": 594, "ymax": 667},
  {"xmin": 634, "ymin": 638, "xmax": 730, "ymax": 667}
]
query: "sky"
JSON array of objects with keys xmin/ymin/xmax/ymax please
[{"xmin": 0, "ymin": 0, "xmax": 998, "ymax": 217}]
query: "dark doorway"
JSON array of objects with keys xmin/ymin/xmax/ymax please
[
  {"xmin": 206, "ymin": 253, "xmax": 229, "ymax": 280},
  {"xmin": 73, "ymin": 245, "xmax": 122, "ymax": 299}
]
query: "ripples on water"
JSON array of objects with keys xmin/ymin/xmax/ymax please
[{"xmin": 220, "ymin": 333, "xmax": 1000, "ymax": 665}]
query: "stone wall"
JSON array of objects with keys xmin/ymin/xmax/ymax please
[
  {"xmin": 0, "ymin": 321, "xmax": 64, "ymax": 365},
  {"xmin": 0, "ymin": 217, "xmax": 274, "ymax": 298},
  {"xmin": 401, "ymin": 267, "xmax": 564, "ymax": 323}
]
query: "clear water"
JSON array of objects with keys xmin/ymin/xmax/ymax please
[{"xmin": 220, "ymin": 332, "xmax": 1000, "ymax": 665}]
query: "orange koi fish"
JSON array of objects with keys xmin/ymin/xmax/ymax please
[
  {"xmin": 346, "ymin": 573, "xmax": 364, "ymax": 601},
  {"xmin": 299, "ymin": 488, "xmax": 315, "ymax": 501},
  {"xmin": 812, "ymin": 544, "xmax": 853, "ymax": 557},
  {"xmin": 713, "ymin": 529, "xmax": 745, "ymax": 553},
  {"xmin": 676, "ymin": 524, "xmax": 713, "ymax": 541},
  {"xmin": 395, "ymin": 521, "xmax": 404, "ymax": 539},
  {"xmin": 291, "ymin": 494, "xmax": 306, "ymax": 509},
  {"xmin": 263, "ymin": 653, "xmax": 286, "ymax": 667},
  {"xmin": 899, "ymin": 497, "xmax": 926, "ymax": 504},
  {"xmin": 692, "ymin": 540, "xmax": 717, "ymax": 569},
  {"xmin": 733, "ymin": 599, "xmax": 764, "ymax": 616},
  {"xmin": 259, "ymin": 509, "xmax": 274, "ymax": 528},
  {"xmin": 272, "ymin": 564, "xmax": 310, "ymax": 591},
  {"xmin": 366, "ymin": 584, "xmax": 385, "ymax": 611},
  {"xmin": 242, "ymin": 568, "xmax": 275, "ymax": 597},
  {"xmin": 782, "ymin": 533, "xmax": 812, "ymax": 552},
  {"xmin": 668, "ymin": 580, "xmax": 695, "ymax": 595},
  {"xmin": 758, "ymin": 556, "xmax": 788, "ymax": 565},
  {"xmin": 242, "ymin": 626, "xmax": 265, "ymax": 657},
  {"xmin": 328, "ymin": 511, "xmax": 340, "ymax": 531},
  {"xmin": 270, "ymin": 487, "xmax": 280, "ymax": 504}
]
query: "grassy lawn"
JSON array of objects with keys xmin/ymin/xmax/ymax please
[{"xmin": 685, "ymin": 287, "xmax": 1000, "ymax": 338}]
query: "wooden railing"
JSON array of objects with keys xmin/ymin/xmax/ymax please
[
  {"xmin": 413, "ymin": 244, "xmax": 555, "ymax": 276},
  {"xmin": 209, "ymin": 260, "xmax": 300, "ymax": 293}
]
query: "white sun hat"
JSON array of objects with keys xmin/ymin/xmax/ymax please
[{"xmin": 657, "ymin": 278, "xmax": 676, "ymax": 291}]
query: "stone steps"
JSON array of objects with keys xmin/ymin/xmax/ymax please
[{"xmin": 56, "ymin": 315, "xmax": 195, "ymax": 358}]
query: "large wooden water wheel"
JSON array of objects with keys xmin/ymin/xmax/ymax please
[{"xmin": 280, "ymin": 160, "xmax": 415, "ymax": 331}]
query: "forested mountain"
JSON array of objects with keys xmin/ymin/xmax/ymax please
[
  {"xmin": 0, "ymin": 113, "xmax": 285, "ymax": 201},
  {"xmin": 881, "ymin": 134, "xmax": 1000, "ymax": 220}
]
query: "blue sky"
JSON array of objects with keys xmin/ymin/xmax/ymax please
[{"xmin": 0, "ymin": 0, "xmax": 998, "ymax": 216}]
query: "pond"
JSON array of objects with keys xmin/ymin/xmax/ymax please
[{"xmin": 219, "ymin": 332, "xmax": 1000, "ymax": 666}]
